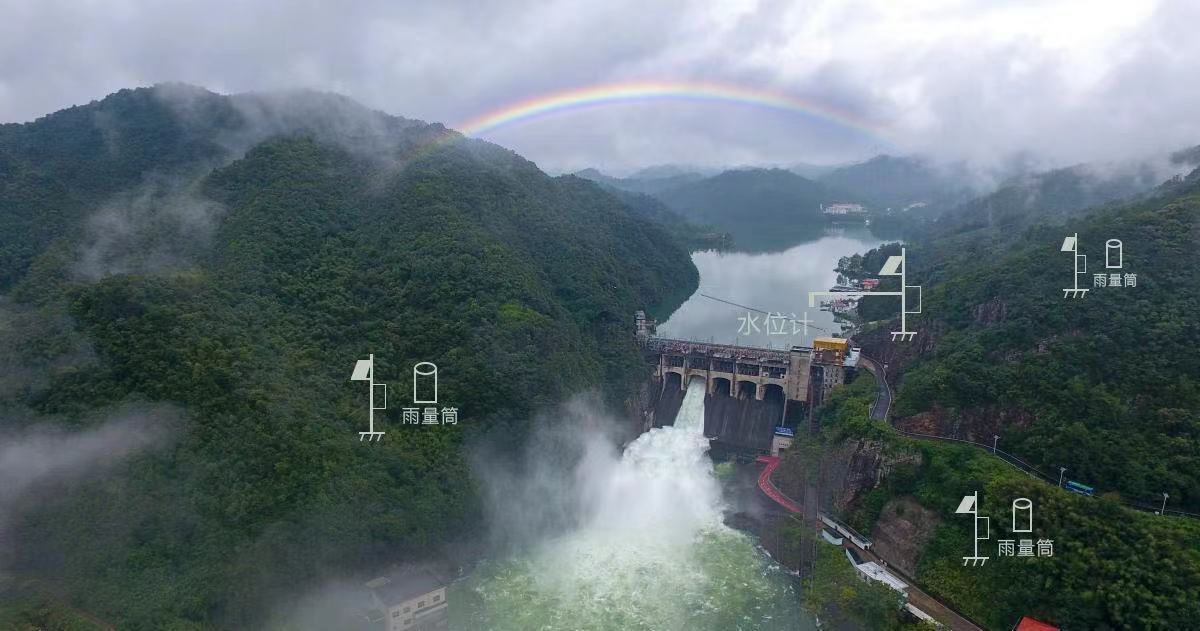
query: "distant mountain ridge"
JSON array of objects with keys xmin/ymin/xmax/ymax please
[
  {"xmin": 643, "ymin": 167, "xmax": 858, "ymax": 250},
  {"xmin": 817, "ymin": 154, "xmax": 977, "ymax": 213},
  {"xmin": 573, "ymin": 167, "xmax": 706, "ymax": 195}
]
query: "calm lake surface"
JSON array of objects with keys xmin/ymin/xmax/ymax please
[{"xmin": 658, "ymin": 225, "xmax": 889, "ymax": 346}]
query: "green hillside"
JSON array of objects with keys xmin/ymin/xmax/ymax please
[
  {"xmin": 818, "ymin": 154, "xmax": 974, "ymax": 212},
  {"xmin": 651, "ymin": 167, "xmax": 848, "ymax": 250},
  {"xmin": 0, "ymin": 86, "xmax": 697, "ymax": 628},
  {"xmin": 820, "ymin": 376, "xmax": 1200, "ymax": 630},
  {"xmin": 824, "ymin": 166, "xmax": 1200, "ymax": 629},
  {"xmin": 893, "ymin": 170, "xmax": 1200, "ymax": 510}
]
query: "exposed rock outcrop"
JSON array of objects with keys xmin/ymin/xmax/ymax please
[
  {"xmin": 895, "ymin": 404, "xmax": 1035, "ymax": 443},
  {"xmin": 870, "ymin": 496, "xmax": 942, "ymax": 576},
  {"xmin": 972, "ymin": 296, "xmax": 1007, "ymax": 325}
]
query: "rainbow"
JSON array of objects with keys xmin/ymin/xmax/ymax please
[{"xmin": 453, "ymin": 80, "xmax": 891, "ymax": 145}]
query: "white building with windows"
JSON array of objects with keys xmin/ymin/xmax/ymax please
[{"xmin": 366, "ymin": 570, "xmax": 448, "ymax": 631}]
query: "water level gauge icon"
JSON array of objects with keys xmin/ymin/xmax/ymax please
[{"xmin": 808, "ymin": 247, "xmax": 921, "ymax": 341}]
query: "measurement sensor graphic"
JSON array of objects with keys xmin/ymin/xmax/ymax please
[
  {"xmin": 808, "ymin": 247, "xmax": 921, "ymax": 341},
  {"xmin": 351, "ymin": 353, "xmax": 387, "ymax": 441},
  {"xmin": 956, "ymin": 491, "xmax": 990, "ymax": 566},
  {"xmin": 1061, "ymin": 234, "xmax": 1089, "ymax": 298}
]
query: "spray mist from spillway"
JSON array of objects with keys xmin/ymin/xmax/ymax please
[{"xmin": 455, "ymin": 378, "xmax": 812, "ymax": 630}]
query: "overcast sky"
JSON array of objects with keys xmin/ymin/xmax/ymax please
[{"xmin": 1, "ymin": 0, "xmax": 1197, "ymax": 173}]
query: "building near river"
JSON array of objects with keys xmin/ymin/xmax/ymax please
[
  {"xmin": 805, "ymin": 338, "xmax": 862, "ymax": 422},
  {"xmin": 366, "ymin": 569, "xmax": 448, "ymax": 631}
]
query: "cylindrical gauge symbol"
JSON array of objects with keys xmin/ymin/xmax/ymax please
[
  {"xmin": 1012, "ymin": 497, "xmax": 1033, "ymax": 532},
  {"xmin": 1106, "ymin": 239, "xmax": 1123, "ymax": 268},
  {"xmin": 413, "ymin": 362, "xmax": 438, "ymax": 404}
]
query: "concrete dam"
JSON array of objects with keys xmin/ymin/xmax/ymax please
[{"xmin": 636, "ymin": 311, "xmax": 860, "ymax": 455}]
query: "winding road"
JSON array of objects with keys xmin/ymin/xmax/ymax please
[{"xmin": 857, "ymin": 355, "xmax": 891, "ymax": 421}]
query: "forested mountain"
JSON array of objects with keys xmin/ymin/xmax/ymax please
[
  {"xmin": 573, "ymin": 167, "xmax": 705, "ymax": 195},
  {"xmin": 627, "ymin": 164, "xmax": 718, "ymax": 180},
  {"xmin": 578, "ymin": 182, "xmax": 731, "ymax": 249},
  {"xmin": 922, "ymin": 162, "xmax": 1162, "ymax": 240},
  {"xmin": 824, "ymin": 165, "xmax": 1200, "ymax": 628},
  {"xmin": 897, "ymin": 167, "xmax": 1200, "ymax": 507},
  {"xmin": 786, "ymin": 161, "xmax": 840, "ymax": 180},
  {"xmin": 649, "ymin": 167, "xmax": 850, "ymax": 249},
  {"xmin": 817, "ymin": 154, "xmax": 975, "ymax": 213},
  {"xmin": 0, "ymin": 85, "xmax": 697, "ymax": 628},
  {"xmin": 860, "ymin": 165, "xmax": 1200, "ymax": 510}
]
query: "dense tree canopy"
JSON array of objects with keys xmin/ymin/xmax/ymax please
[{"xmin": 0, "ymin": 86, "xmax": 697, "ymax": 628}]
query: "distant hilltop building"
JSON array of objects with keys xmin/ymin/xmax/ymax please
[{"xmin": 821, "ymin": 202, "xmax": 867, "ymax": 216}]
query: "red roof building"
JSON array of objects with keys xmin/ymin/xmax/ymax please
[{"xmin": 1014, "ymin": 616, "xmax": 1059, "ymax": 631}]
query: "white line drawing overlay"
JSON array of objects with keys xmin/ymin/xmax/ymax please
[
  {"xmin": 1061, "ymin": 234, "xmax": 1089, "ymax": 298},
  {"xmin": 1105, "ymin": 239, "xmax": 1123, "ymax": 269},
  {"xmin": 808, "ymin": 246, "xmax": 921, "ymax": 341},
  {"xmin": 413, "ymin": 362, "xmax": 438, "ymax": 404},
  {"xmin": 1012, "ymin": 497, "xmax": 1033, "ymax": 533},
  {"xmin": 956, "ymin": 491, "xmax": 990, "ymax": 566},
  {"xmin": 351, "ymin": 353, "xmax": 387, "ymax": 441}
]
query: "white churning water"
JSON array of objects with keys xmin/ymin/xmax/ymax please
[{"xmin": 453, "ymin": 378, "xmax": 814, "ymax": 630}]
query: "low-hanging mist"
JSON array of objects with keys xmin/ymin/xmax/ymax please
[
  {"xmin": 459, "ymin": 379, "xmax": 811, "ymax": 630},
  {"xmin": 0, "ymin": 407, "xmax": 175, "ymax": 569}
]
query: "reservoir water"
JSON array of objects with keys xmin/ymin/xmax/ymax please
[
  {"xmin": 452, "ymin": 227, "xmax": 886, "ymax": 630},
  {"xmin": 658, "ymin": 226, "xmax": 888, "ymax": 347}
]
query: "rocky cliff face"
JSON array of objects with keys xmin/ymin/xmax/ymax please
[
  {"xmin": 869, "ymin": 497, "xmax": 942, "ymax": 576},
  {"xmin": 773, "ymin": 438, "xmax": 921, "ymax": 516},
  {"xmin": 971, "ymin": 296, "xmax": 1008, "ymax": 325},
  {"xmin": 855, "ymin": 318, "xmax": 946, "ymax": 388},
  {"xmin": 828, "ymin": 439, "xmax": 922, "ymax": 513},
  {"xmin": 895, "ymin": 404, "xmax": 1035, "ymax": 443}
]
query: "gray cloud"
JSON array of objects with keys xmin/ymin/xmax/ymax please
[
  {"xmin": 73, "ymin": 174, "xmax": 226, "ymax": 280},
  {"xmin": 0, "ymin": 406, "xmax": 176, "ymax": 531},
  {"xmin": 0, "ymin": 408, "xmax": 175, "ymax": 578},
  {"xmin": 0, "ymin": 0, "xmax": 1196, "ymax": 172}
]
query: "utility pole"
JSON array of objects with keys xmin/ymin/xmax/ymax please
[
  {"xmin": 1058, "ymin": 467, "xmax": 1067, "ymax": 487},
  {"xmin": 1160, "ymin": 492, "xmax": 1169, "ymax": 516}
]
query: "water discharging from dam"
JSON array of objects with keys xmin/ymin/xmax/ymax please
[{"xmin": 453, "ymin": 379, "xmax": 814, "ymax": 630}]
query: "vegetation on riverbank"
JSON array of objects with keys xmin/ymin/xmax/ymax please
[{"xmin": 821, "ymin": 374, "xmax": 1200, "ymax": 629}]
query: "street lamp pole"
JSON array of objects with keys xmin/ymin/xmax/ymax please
[
  {"xmin": 993, "ymin": 435, "xmax": 999, "ymax": 454},
  {"xmin": 1058, "ymin": 467, "xmax": 1067, "ymax": 487},
  {"xmin": 1160, "ymin": 492, "xmax": 1169, "ymax": 516}
]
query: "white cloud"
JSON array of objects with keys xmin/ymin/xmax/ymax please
[{"xmin": 0, "ymin": 0, "xmax": 1195, "ymax": 171}]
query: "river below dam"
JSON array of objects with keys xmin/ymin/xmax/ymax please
[
  {"xmin": 450, "ymin": 227, "xmax": 886, "ymax": 630},
  {"xmin": 451, "ymin": 379, "xmax": 813, "ymax": 630}
]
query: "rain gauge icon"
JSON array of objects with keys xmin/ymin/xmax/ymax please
[{"xmin": 351, "ymin": 353, "xmax": 387, "ymax": 441}]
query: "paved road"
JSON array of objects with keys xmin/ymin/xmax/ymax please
[
  {"xmin": 858, "ymin": 355, "xmax": 891, "ymax": 420},
  {"xmin": 846, "ymin": 540, "xmax": 983, "ymax": 631},
  {"xmin": 755, "ymin": 456, "xmax": 802, "ymax": 512}
]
